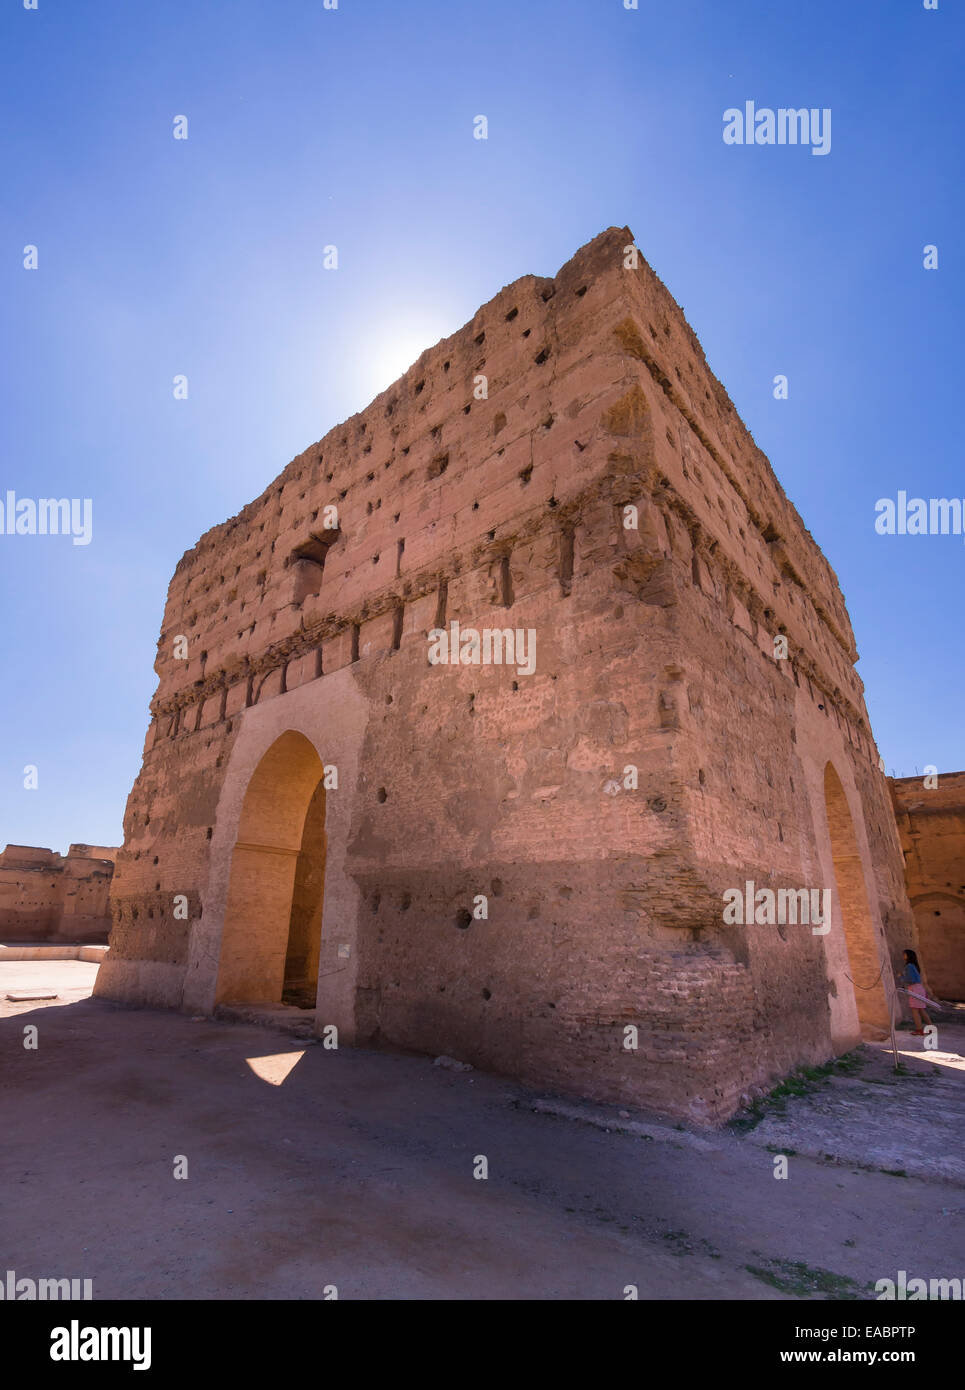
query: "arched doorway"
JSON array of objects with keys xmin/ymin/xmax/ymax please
[
  {"xmin": 823, "ymin": 762, "xmax": 890, "ymax": 1034},
  {"xmin": 215, "ymin": 731, "xmax": 327, "ymax": 1008}
]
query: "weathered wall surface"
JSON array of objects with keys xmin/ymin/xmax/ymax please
[
  {"xmin": 0, "ymin": 844, "xmax": 116, "ymax": 943},
  {"xmin": 95, "ymin": 226, "xmax": 915, "ymax": 1123},
  {"xmin": 890, "ymin": 772, "xmax": 965, "ymax": 1001}
]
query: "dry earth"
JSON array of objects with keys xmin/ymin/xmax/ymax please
[{"xmin": 2, "ymin": 961, "xmax": 962, "ymax": 1301}]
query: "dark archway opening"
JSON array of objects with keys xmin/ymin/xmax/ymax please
[{"xmin": 215, "ymin": 731, "xmax": 326, "ymax": 1009}]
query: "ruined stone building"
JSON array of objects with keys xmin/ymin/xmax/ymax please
[
  {"xmin": 890, "ymin": 773, "xmax": 965, "ymax": 1004},
  {"xmin": 0, "ymin": 844, "xmax": 116, "ymax": 943},
  {"xmin": 94, "ymin": 226, "xmax": 920, "ymax": 1123}
]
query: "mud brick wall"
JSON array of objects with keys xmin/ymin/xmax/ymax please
[
  {"xmin": 96, "ymin": 226, "xmax": 915, "ymax": 1124},
  {"xmin": 890, "ymin": 772, "xmax": 965, "ymax": 1001},
  {"xmin": 0, "ymin": 843, "xmax": 116, "ymax": 943}
]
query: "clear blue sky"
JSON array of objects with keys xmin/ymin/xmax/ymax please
[{"xmin": 1, "ymin": 0, "xmax": 962, "ymax": 853}]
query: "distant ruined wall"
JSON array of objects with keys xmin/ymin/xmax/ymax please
[
  {"xmin": 890, "ymin": 772, "xmax": 965, "ymax": 1002},
  {"xmin": 95, "ymin": 227, "xmax": 915, "ymax": 1123},
  {"xmin": 0, "ymin": 844, "xmax": 116, "ymax": 943}
]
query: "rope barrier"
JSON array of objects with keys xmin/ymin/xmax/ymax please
[{"xmin": 842, "ymin": 963, "xmax": 885, "ymax": 990}]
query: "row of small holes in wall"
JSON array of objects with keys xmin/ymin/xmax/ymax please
[
  {"xmin": 647, "ymin": 320, "xmax": 714, "ymax": 408},
  {"xmin": 381, "ymin": 280, "xmax": 579, "ymax": 431},
  {"xmin": 251, "ymin": 324, "xmax": 574, "ymax": 567},
  {"xmin": 173, "ymin": 285, "xmax": 593, "ymax": 642},
  {"xmin": 194, "ymin": 285, "xmax": 588, "ymax": 536}
]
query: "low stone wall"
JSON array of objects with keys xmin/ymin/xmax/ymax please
[
  {"xmin": 0, "ymin": 845, "xmax": 117, "ymax": 944},
  {"xmin": 0, "ymin": 944, "xmax": 109, "ymax": 962}
]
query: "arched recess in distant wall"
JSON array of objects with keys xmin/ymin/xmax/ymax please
[
  {"xmin": 215, "ymin": 730, "xmax": 327, "ymax": 1008},
  {"xmin": 823, "ymin": 762, "xmax": 890, "ymax": 1034}
]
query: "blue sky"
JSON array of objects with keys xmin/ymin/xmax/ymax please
[{"xmin": 1, "ymin": 0, "xmax": 962, "ymax": 853}]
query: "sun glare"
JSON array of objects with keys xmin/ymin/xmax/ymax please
[{"xmin": 362, "ymin": 320, "xmax": 452, "ymax": 399}]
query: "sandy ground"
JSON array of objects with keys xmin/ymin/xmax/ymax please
[{"xmin": 2, "ymin": 960, "xmax": 963, "ymax": 1301}]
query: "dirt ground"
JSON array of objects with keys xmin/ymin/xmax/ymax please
[{"xmin": 2, "ymin": 960, "xmax": 963, "ymax": 1301}]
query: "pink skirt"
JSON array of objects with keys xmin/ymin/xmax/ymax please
[{"xmin": 906, "ymin": 984, "xmax": 928, "ymax": 1010}]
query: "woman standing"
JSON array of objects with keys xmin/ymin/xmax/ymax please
[{"xmin": 899, "ymin": 948, "xmax": 933, "ymax": 1035}]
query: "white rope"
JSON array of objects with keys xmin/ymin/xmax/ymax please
[{"xmin": 895, "ymin": 984, "xmax": 944, "ymax": 1010}]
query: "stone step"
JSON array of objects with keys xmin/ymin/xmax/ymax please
[{"xmin": 214, "ymin": 1002, "xmax": 317, "ymax": 1039}]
